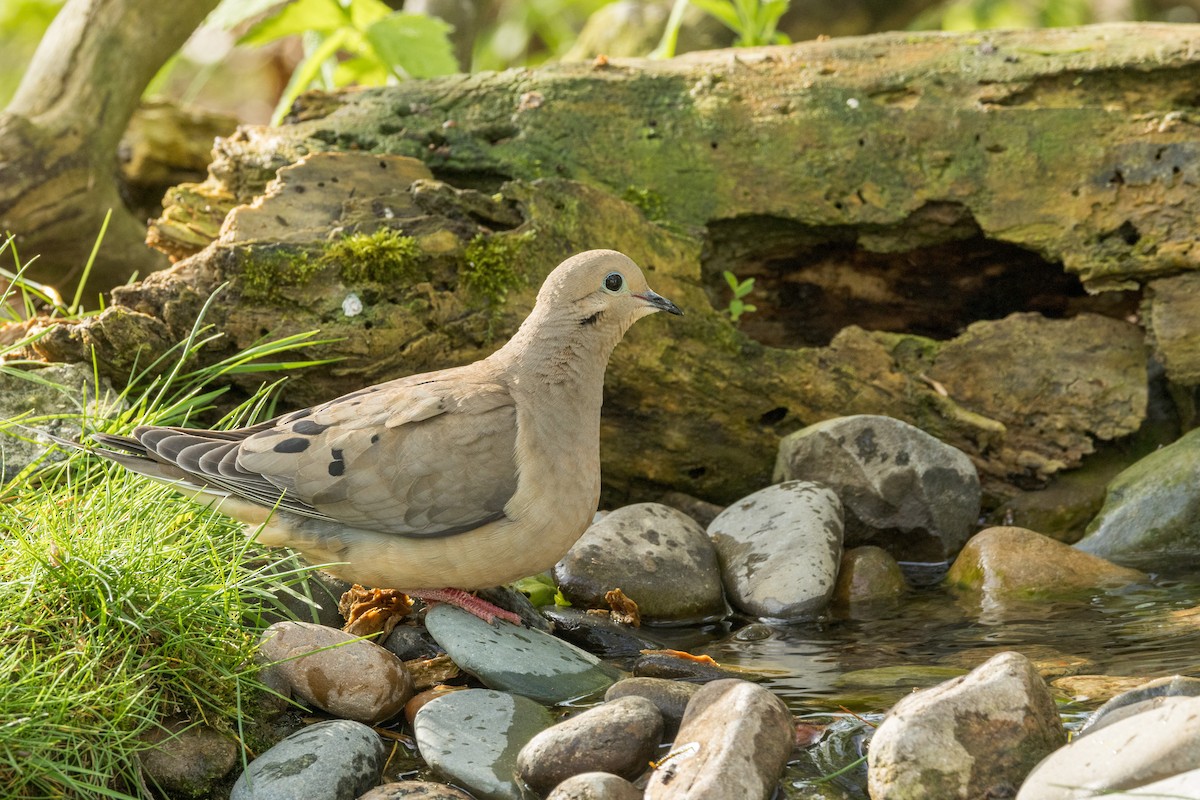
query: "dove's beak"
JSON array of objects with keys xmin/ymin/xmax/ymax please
[{"xmin": 636, "ymin": 290, "xmax": 683, "ymax": 316}]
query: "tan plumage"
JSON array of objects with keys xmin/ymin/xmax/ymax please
[{"xmin": 92, "ymin": 250, "xmax": 682, "ymax": 613}]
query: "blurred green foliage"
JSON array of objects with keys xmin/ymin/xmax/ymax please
[
  {"xmin": 0, "ymin": 0, "xmax": 1181, "ymax": 116},
  {"xmin": 227, "ymin": 0, "xmax": 457, "ymax": 123},
  {"xmin": 0, "ymin": 0, "xmax": 62, "ymax": 106}
]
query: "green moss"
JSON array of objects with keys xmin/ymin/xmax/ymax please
[
  {"xmin": 622, "ymin": 186, "xmax": 667, "ymax": 222},
  {"xmin": 323, "ymin": 228, "xmax": 424, "ymax": 285},
  {"xmin": 460, "ymin": 234, "xmax": 527, "ymax": 306},
  {"xmin": 240, "ymin": 246, "xmax": 322, "ymax": 301}
]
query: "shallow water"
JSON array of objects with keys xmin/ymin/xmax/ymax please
[{"xmin": 661, "ymin": 564, "xmax": 1200, "ymax": 798}]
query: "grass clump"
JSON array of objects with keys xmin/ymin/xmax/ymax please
[
  {"xmin": 0, "ymin": 238, "xmax": 333, "ymax": 798},
  {"xmin": 325, "ymin": 228, "xmax": 424, "ymax": 285}
]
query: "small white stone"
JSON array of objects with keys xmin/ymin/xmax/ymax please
[
  {"xmin": 846, "ymin": 97, "xmax": 860, "ymax": 109},
  {"xmin": 343, "ymin": 292, "xmax": 363, "ymax": 317}
]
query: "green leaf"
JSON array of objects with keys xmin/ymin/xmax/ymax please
[
  {"xmin": 333, "ymin": 54, "xmax": 390, "ymax": 87},
  {"xmin": 364, "ymin": 12, "xmax": 459, "ymax": 79},
  {"xmin": 269, "ymin": 28, "xmax": 350, "ymax": 125},
  {"xmin": 690, "ymin": 0, "xmax": 744, "ymax": 33},
  {"xmin": 348, "ymin": 0, "xmax": 393, "ymax": 29},
  {"xmin": 723, "ymin": 270, "xmax": 740, "ymax": 291},
  {"xmin": 240, "ymin": 0, "xmax": 347, "ymax": 45}
]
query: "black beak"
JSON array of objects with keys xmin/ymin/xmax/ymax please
[{"xmin": 637, "ymin": 290, "xmax": 684, "ymax": 316}]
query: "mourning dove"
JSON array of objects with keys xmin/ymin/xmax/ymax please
[{"xmin": 90, "ymin": 250, "xmax": 682, "ymax": 624}]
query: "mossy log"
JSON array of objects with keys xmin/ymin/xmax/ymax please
[{"xmin": 33, "ymin": 23, "xmax": 1200, "ymax": 505}]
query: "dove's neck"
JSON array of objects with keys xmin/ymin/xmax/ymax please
[{"xmin": 492, "ymin": 307, "xmax": 630, "ymax": 394}]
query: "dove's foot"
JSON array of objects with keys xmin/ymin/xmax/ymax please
[{"xmin": 407, "ymin": 588, "xmax": 523, "ymax": 626}]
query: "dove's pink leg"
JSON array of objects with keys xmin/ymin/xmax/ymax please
[{"xmin": 407, "ymin": 588, "xmax": 522, "ymax": 626}]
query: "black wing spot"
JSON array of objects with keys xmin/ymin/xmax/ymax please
[
  {"xmin": 328, "ymin": 447, "xmax": 346, "ymax": 476},
  {"xmin": 370, "ymin": 434, "xmax": 381, "ymax": 444},
  {"xmin": 293, "ymin": 420, "xmax": 331, "ymax": 435},
  {"xmin": 274, "ymin": 437, "xmax": 311, "ymax": 453}
]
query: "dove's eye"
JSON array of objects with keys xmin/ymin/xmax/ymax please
[{"xmin": 603, "ymin": 272, "xmax": 624, "ymax": 293}]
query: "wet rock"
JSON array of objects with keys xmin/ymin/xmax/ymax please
[
  {"xmin": 413, "ymin": 689, "xmax": 555, "ymax": 800},
  {"xmin": 541, "ymin": 606, "xmax": 665, "ymax": 657},
  {"xmin": 644, "ymin": 679, "xmax": 794, "ymax": 800},
  {"xmin": 545, "ymin": 772, "xmax": 642, "ymax": 800},
  {"xmin": 1080, "ymin": 675, "xmax": 1200, "ymax": 735},
  {"xmin": 404, "ymin": 685, "xmax": 465, "ymax": 725},
  {"xmin": 257, "ymin": 621, "xmax": 414, "ymax": 724},
  {"xmin": 659, "ymin": 491, "xmax": 725, "ymax": 528},
  {"xmin": 938, "ymin": 644, "xmax": 1093, "ymax": 679},
  {"xmin": 516, "ymin": 696, "xmax": 664, "ymax": 792},
  {"xmin": 424, "ymin": 604, "xmax": 621, "ymax": 704},
  {"xmin": 138, "ymin": 719, "xmax": 237, "ymax": 797},
  {"xmin": 553, "ymin": 503, "xmax": 727, "ymax": 624},
  {"xmin": 867, "ymin": 651, "xmax": 1064, "ymax": 800},
  {"xmin": 1050, "ymin": 674, "xmax": 1153, "ymax": 704},
  {"xmin": 707, "ymin": 481, "xmax": 843, "ymax": 621},
  {"xmin": 1076, "ymin": 427, "xmax": 1200, "ymax": 559},
  {"xmin": 382, "ymin": 623, "xmax": 442, "ymax": 661},
  {"xmin": 475, "ymin": 585, "xmax": 553, "ymax": 631},
  {"xmin": 831, "ymin": 546, "xmax": 907, "ymax": 616},
  {"xmin": 604, "ymin": 677, "xmax": 700, "ymax": 734},
  {"xmin": 1017, "ymin": 695, "xmax": 1200, "ymax": 799},
  {"xmin": 773, "ymin": 414, "xmax": 980, "ymax": 562},
  {"xmin": 230, "ymin": 719, "xmax": 385, "ymax": 800},
  {"xmin": 633, "ymin": 649, "xmax": 767, "ymax": 682},
  {"xmin": 945, "ymin": 527, "xmax": 1147, "ymax": 603},
  {"xmin": 358, "ymin": 781, "xmax": 474, "ymax": 799}
]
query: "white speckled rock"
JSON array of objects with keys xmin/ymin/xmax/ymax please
[
  {"xmin": 707, "ymin": 481, "xmax": 843, "ymax": 621},
  {"xmin": 554, "ymin": 502, "xmax": 728, "ymax": 624},
  {"xmin": 257, "ymin": 621, "xmax": 413, "ymax": 724},
  {"xmin": 774, "ymin": 414, "xmax": 980, "ymax": 562}
]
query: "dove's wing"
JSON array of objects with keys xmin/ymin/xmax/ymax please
[{"xmin": 96, "ymin": 366, "xmax": 519, "ymax": 537}]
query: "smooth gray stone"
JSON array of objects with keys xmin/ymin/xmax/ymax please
[
  {"xmin": 773, "ymin": 413, "xmax": 980, "ymax": 562},
  {"xmin": 424, "ymin": 604, "xmax": 622, "ymax": 704},
  {"xmin": 1081, "ymin": 675, "xmax": 1200, "ymax": 735},
  {"xmin": 414, "ymin": 689, "xmax": 555, "ymax": 800},
  {"xmin": 382, "ymin": 623, "xmax": 443, "ymax": 662},
  {"xmin": 231, "ymin": 720, "xmax": 384, "ymax": 800},
  {"xmin": 516, "ymin": 696, "xmax": 663, "ymax": 792},
  {"xmin": 707, "ymin": 481, "xmax": 843, "ymax": 621},
  {"xmin": 1017, "ymin": 696, "xmax": 1200, "ymax": 799},
  {"xmin": 553, "ymin": 502, "xmax": 728, "ymax": 624}
]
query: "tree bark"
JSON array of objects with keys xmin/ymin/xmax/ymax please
[
  {"xmin": 27, "ymin": 24, "xmax": 1200, "ymax": 507},
  {"xmin": 0, "ymin": 0, "xmax": 219, "ymax": 298}
]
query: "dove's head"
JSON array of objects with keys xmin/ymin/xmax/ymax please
[{"xmin": 536, "ymin": 249, "xmax": 683, "ymax": 330}]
